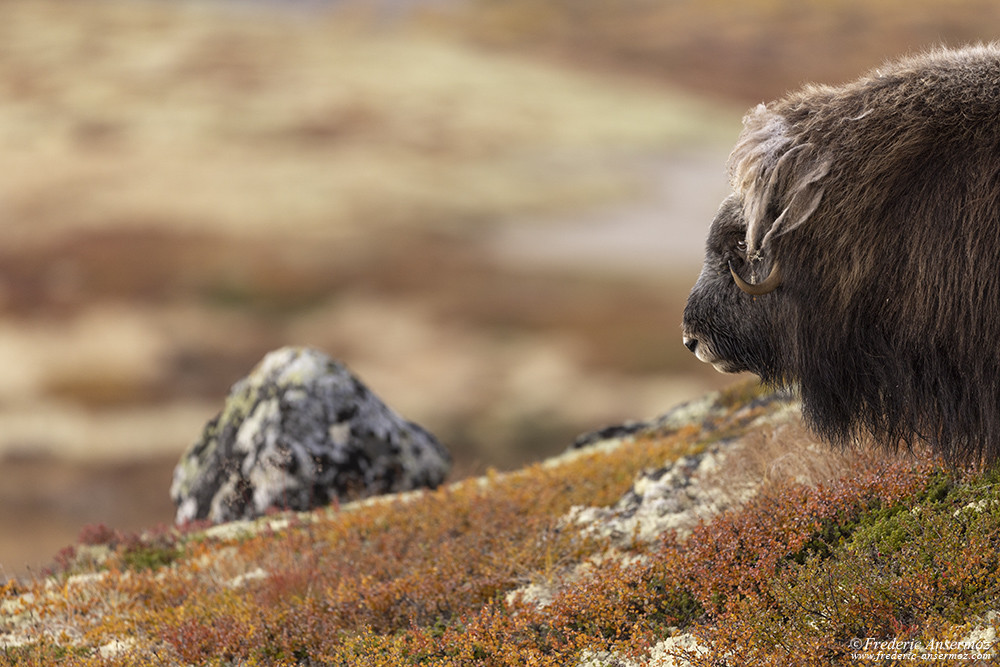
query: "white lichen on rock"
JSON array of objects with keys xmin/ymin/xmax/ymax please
[
  {"xmin": 170, "ymin": 346, "xmax": 450, "ymax": 524},
  {"xmin": 511, "ymin": 388, "xmax": 802, "ymax": 612},
  {"xmin": 565, "ymin": 444, "xmax": 753, "ymax": 546},
  {"xmin": 577, "ymin": 631, "xmax": 709, "ymax": 667},
  {"xmin": 647, "ymin": 633, "xmax": 711, "ymax": 666}
]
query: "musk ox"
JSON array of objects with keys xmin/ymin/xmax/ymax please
[{"xmin": 682, "ymin": 44, "xmax": 1000, "ymax": 464}]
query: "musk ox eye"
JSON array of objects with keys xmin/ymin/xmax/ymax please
[{"xmin": 735, "ymin": 240, "xmax": 748, "ymax": 255}]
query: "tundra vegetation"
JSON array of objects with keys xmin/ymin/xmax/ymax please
[
  {"xmin": 4, "ymin": 1, "xmax": 1000, "ymax": 664},
  {"xmin": 1, "ymin": 384, "xmax": 998, "ymax": 665}
]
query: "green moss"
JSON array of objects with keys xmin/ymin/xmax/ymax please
[
  {"xmin": 120, "ymin": 544, "xmax": 181, "ymax": 572},
  {"xmin": 784, "ymin": 511, "xmax": 858, "ymax": 565},
  {"xmin": 847, "ymin": 470, "xmax": 971, "ymax": 558},
  {"xmin": 724, "ymin": 465, "xmax": 1000, "ymax": 661},
  {"xmin": 0, "ymin": 642, "xmax": 90, "ymax": 664}
]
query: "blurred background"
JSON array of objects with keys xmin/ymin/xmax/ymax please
[{"xmin": 3, "ymin": 0, "xmax": 1000, "ymax": 579}]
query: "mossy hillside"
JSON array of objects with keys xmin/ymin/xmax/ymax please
[{"xmin": 2, "ymin": 386, "xmax": 998, "ymax": 665}]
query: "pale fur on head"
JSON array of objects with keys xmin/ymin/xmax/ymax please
[{"xmin": 728, "ymin": 103, "xmax": 830, "ymax": 259}]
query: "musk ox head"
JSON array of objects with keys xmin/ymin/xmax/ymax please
[{"xmin": 682, "ymin": 44, "xmax": 1000, "ymax": 464}]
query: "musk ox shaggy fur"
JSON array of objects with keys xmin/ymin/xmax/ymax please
[{"xmin": 682, "ymin": 44, "xmax": 1000, "ymax": 464}]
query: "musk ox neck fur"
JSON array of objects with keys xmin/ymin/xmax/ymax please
[{"xmin": 682, "ymin": 44, "xmax": 1000, "ymax": 464}]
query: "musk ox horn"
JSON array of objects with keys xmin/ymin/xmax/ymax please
[{"xmin": 729, "ymin": 259, "xmax": 781, "ymax": 295}]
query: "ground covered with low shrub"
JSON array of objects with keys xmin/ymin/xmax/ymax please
[{"xmin": 2, "ymin": 384, "xmax": 997, "ymax": 665}]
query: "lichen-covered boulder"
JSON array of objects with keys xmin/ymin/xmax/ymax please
[{"xmin": 170, "ymin": 346, "xmax": 450, "ymax": 525}]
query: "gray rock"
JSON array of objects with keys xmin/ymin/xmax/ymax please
[
  {"xmin": 569, "ymin": 388, "xmax": 796, "ymax": 451},
  {"xmin": 170, "ymin": 346, "xmax": 450, "ymax": 525},
  {"xmin": 565, "ymin": 445, "xmax": 750, "ymax": 547}
]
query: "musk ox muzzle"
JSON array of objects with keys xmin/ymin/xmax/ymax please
[{"xmin": 682, "ymin": 44, "xmax": 1000, "ymax": 465}]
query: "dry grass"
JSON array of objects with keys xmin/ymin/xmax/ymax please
[{"xmin": 0, "ymin": 0, "xmax": 735, "ymax": 243}]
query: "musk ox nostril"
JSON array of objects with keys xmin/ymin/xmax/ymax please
[{"xmin": 683, "ymin": 336, "xmax": 698, "ymax": 353}]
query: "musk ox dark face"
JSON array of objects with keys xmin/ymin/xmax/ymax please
[
  {"xmin": 682, "ymin": 44, "xmax": 1000, "ymax": 464},
  {"xmin": 683, "ymin": 196, "xmax": 785, "ymax": 377}
]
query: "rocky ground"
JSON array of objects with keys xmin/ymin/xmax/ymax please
[{"xmin": 4, "ymin": 382, "xmax": 994, "ymax": 665}]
